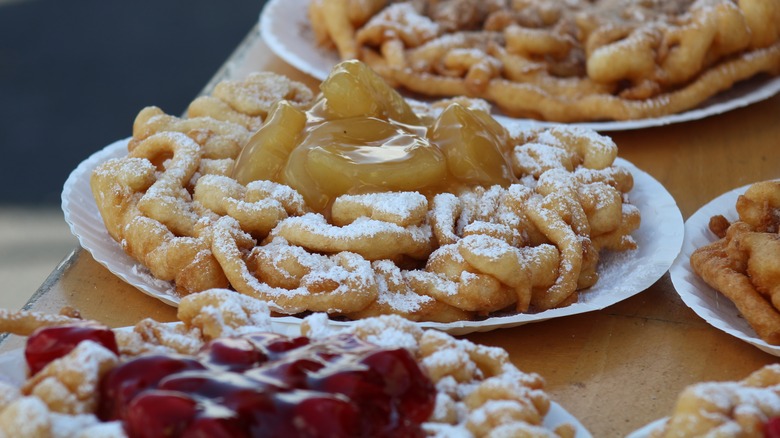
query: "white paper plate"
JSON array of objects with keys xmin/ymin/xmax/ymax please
[
  {"xmin": 259, "ymin": 0, "xmax": 780, "ymax": 132},
  {"xmin": 669, "ymin": 181, "xmax": 780, "ymax": 356},
  {"xmin": 0, "ymin": 345, "xmax": 589, "ymax": 437},
  {"xmin": 62, "ymin": 138, "xmax": 683, "ymax": 336}
]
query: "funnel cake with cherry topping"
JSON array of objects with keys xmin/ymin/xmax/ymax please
[
  {"xmin": 90, "ymin": 59, "xmax": 640, "ymax": 322},
  {"xmin": 308, "ymin": 0, "xmax": 780, "ymax": 122},
  {"xmin": 0, "ymin": 289, "xmax": 579, "ymax": 437},
  {"xmin": 647, "ymin": 363, "xmax": 780, "ymax": 437}
]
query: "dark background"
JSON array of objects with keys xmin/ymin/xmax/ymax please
[{"xmin": 0, "ymin": 0, "xmax": 267, "ymax": 205}]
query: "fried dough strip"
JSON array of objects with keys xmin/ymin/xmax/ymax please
[
  {"xmin": 738, "ymin": 232, "xmax": 780, "ymax": 309},
  {"xmin": 524, "ymin": 196, "xmax": 583, "ymax": 310},
  {"xmin": 322, "ymin": 0, "xmax": 360, "ymax": 59},
  {"xmin": 210, "ymin": 217, "xmax": 378, "ymax": 314},
  {"xmin": 457, "ymin": 234, "xmax": 560, "ymax": 312},
  {"xmin": 0, "ymin": 309, "xmax": 81, "ymax": 337},
  {"xmin": 122, "ymin": 216, "xmax": 229, "ymax": 294},
  {"xmin": 131, "ymin": 132, "xmax": 202, "ymax": 237},
  {"xmin": 392, "ymin": 42, "xmax": 780, "ymax": 121},
  {"xmin": 690, "ymin": 239, "xmax": 780, "ymax": 345},
  {"xmin": 270, "ymin": 213, "xmax": 434, "ymax": 260},
  {"xmin": 194, "ymin": 175, "xmax": 307, "ymax": 237}
]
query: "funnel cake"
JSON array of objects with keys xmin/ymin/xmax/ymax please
[
  {"xmin": 0, "ymin": 289, "xmax": 580, "ymax": 437},
  {"xmin": 308, "ymin": 0, "xmax": 780, "ymax": 122},
  {"xmin": 647, "ymin": 363, "xmax": 780, "ymax": 437},
  {"xmin": 90, "ymin": 60, "xmax": 640, "ymax": 322},
  {"xmin": 690, "ymin": 180, "xmax": 780, "ymax": 345}
]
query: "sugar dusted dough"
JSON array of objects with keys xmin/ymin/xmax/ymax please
[
  {"xmin": 89, "ymin": 60, "xmax": 640, "ymax": 322},
  {"xmin": 309, "ymin": 0, "xmax": 780, "ymax": 122},
  {"xmin": 0, "ymin": 289, "xmax": 578, "ymax": 437}
]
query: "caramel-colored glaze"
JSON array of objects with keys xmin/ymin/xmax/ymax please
[{"xmin": 232, "ymin": 60, "xmax": 515, "ymax": 213}]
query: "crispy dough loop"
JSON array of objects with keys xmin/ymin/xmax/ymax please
[
  {"xmin": 356, "ymin": 2, "xmax": 440, "ymax": 48},
  {"xmin": 524, "ymin": 195, "xmax": 584, "ymax": 310},
  {"xmin": 269, "ymin": 213, "xmax": 434, "ymax": 260},
  {"xmin": 0, "ymin": 309, "xmax": 82, "ymax": 337},
  {"xmin": 177, "ymin": 288, "xmax": 274, "ymax": 339},
  {"xmin": 739, "ymin": 0, "xmax": 780, "ymax": 48},
  {"xmin": 740, "ymin": 231, "xmax": 780, "ymax": 309},
  {"xmin": 131, "ymin": 131, "xmax": 203, "ymax": 237},
  {"xmin": 91, "ymin": 131, "xmax": 230, "ymax": 295},
  {"xmin": 194, "ymin": 174, "xmax": 308, "ymax": 237},
  {"xmin": 212, "ymin": 72, "xmax": 314, "ymax": 117},
  {"xmin": 457, "ymin": 234, "xmax": 560, "ymax": 312},
  {"xmin": 590, "ymin": 204, "xmax": 641, "ymax": 252},
  {"xmin": 330, "ymin": 192, "xmax": 428, "ymax": 227},
  {"xmin": 586, "ymin": 25, "xmax": 662, "ymax": 85},
  {"xmin": 130, "ymin": 106, "xmax": 250, "ymax": 160},
  {"xmin": 538, "ymin": 168, "xmax": 627, "ymax": 237},
  {"xmin": 408, "ymin": 244, "xmax": 517, "ymax": 313},
  {"xmin": 314, "ymin": 0, "xmax": 780, "ymax": 121},
  {"xmin": 537, "ymin": 126, "xmax": 618, "ymax": 170},
  {"xmin": 573, "ymin": 166, "xmax": 634, "ymax": 193},
  {"xmin": 345, "ymin": 260, "xmax": 475, "ymax": 322},
  {"xmin": 114, "ymin": 319, "xmax": 205, "ymax": 356},
  {"xmin": 429, "ymin": 185, "xmax": 542, "ymax": 249},
  {"xmin": 122, "ymin": 216, "xmax": 229, "ymax": 294},
  {"xmin": 187, "ymin": 96, "xmax": 264, "ymax": 132},
  {"xmin": 210, "ymin": 217, "xmax": 378, "ymax": 315},
  {"xmin": 90, "ymin": 156, "xmax": 156, "ymax": 242}
]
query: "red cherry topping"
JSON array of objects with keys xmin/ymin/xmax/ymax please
[
  {"xmin": 766, "ymin": 417, "xmax": 780, "ymax": 438},
  {"xmin": 124, "ymin": 391, "xmax": 199, "ymax": 438},
  {"xmin": 244, "ymin": 332, "xmax": 311, "ymax": 358},
  {"xmin": 91, "ymin": 331, "xmax": 435, "ymax": 437},
  {"xmin": 181, "ymin": 416, "xmax": 246, "ymax": 438},
  {"xmin": 198, "ymin": 337, "xmax": 267, "ymax": 372},
  {"xmin": 24, "ymin": 321, "xmax": 118, "ymax": 375},
  {"xmin": 98, "ymin": 355, "xmax": 206, "ymax": 421},
  {"xmin": 288, "ymin": 394, "xmax": 361, "ymax": 437},
  {"xmin": 362, "ymin": 348, "xmax": 437, "ymax": 424}
]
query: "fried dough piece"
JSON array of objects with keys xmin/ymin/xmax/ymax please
[
  {"xmin": 736, "ymin": 180, "xmax": 780, "ymax": 232},
  {"xmin": 89, "ymin": 62, "xmax": 639, "ymax": 321},
  {"xmin": 312, "ymin": 0, "xmax": 780, "ymax": 121},
  {"xmin": 691, "ymin": 180, "xmax": 780, "ymax": 345},
  {"xmin": 690, "ymin": 236, "xmax": 780, "ymax": 345},
  {"xmin": 738, "ymin": 231, "xmax": 780, "ymax": 309},
  {"xmin": 651, "ymin": 364, "xmax": 780, "ymax": 437}
]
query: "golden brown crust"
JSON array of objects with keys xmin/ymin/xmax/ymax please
[
  {"xmin": 690, "ymin": 180, "xmax": 780, "ymax": 345},
  {"xmin": 310, "ymin": 0, "xmax": 780, "ymax": 121},
  {"xmin": 0, "ymin": 291, "xmax": 575, "ymax": 436},
  {"xmin": 88, "ymin": 62, "xmax": 640, "ymax": 321}
]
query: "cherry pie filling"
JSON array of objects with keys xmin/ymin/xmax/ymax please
[{"xmin": 25, "ymin": 323, "xmax": 436, "ymax": 437}]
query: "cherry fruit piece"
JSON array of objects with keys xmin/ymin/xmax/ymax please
[
  {"xmin": 245, "ymin": 332, "xmax": 310, "ymax": 359},
  {"xmin": 124, "ymin": 390, "xmax": 198, "ymax": 438},
  {"xmin": 25, "ymin": 321, "xmax": 118, "ymax": 375},
  {"xmin": 766, "ymin": 417, "xmax": 780, "ymax": 438},
  {"xmin": 199, "ymin": 337, "xmax": 267, "ymax": 372},
  {"xmin": 98, "ymin": 354, "xmax": 206, "ymax": 421},
  {"xmin": 362, "ymin": 348, "xmax": 436, "ymax": 424},
  {"xmin": 288, "ymin": 394, "xmax": 360, "ymax": 437}
]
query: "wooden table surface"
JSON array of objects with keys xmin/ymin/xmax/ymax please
[{"xmin": 3, "ymin": 25, "xmax": 780, "ymax": 437}]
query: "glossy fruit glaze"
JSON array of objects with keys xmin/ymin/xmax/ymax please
[
  {"xmin": 25, "ymin": 321, "xmax": 119, "ymax": 375},
  {"xmin": 766, "ymin": 417, "xmax": 780, "ymax": 438},
  {"xmin": 25, "ymin": 324, "xmax": 436, "ymax": 437}
]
